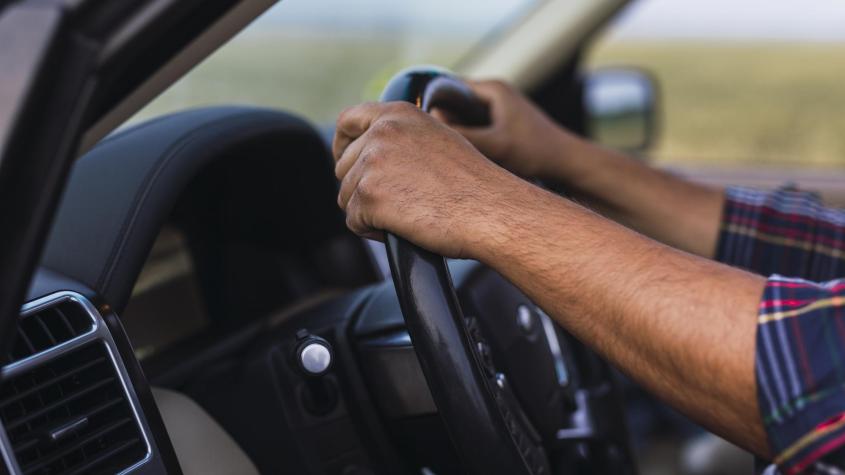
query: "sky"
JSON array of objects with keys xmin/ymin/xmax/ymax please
[
  {"xmin": 262, "ymin": 0, "xmax": 845, "ymax": 41},
  {"xmin": 613, "ymin": 0, "xmax": 845, "ymax": 41}
]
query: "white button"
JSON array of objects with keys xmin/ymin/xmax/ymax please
[
  {"xmin": 517, "ymin": 305, "xmax": 534, "ymax": 333},
  {"xmin": 300, "ymin": 343, "xmax": 332, "ymax": 375}
]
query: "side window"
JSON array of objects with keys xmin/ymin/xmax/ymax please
[
  {"xmin": 587, "ymin": 0, "xmax": 845, "ymax": 168},
  {"xmin": 130, "ymin": 0, "xmax": 538, "ymax": 127}
]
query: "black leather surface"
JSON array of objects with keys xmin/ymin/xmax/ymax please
[
  {"xmin": 40, "ymin": 106, "xmax": 332, "ymax": 314},
  {"xmin": 26, "ymin": 267, "xmax": 95, "ymax": 302},
  {"xmin": 381, "ymin": 69, "xmax": 548, "ymax": 475},
  {"xmin": 352, "ymin": 259, "xmax": 480, "ymax": 337}
]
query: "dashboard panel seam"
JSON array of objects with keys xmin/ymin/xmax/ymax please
[{"xmin": 95, "ymin": 110, "xmax": 295, "ymax": 300}]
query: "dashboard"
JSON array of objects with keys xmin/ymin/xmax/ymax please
[
  {"xmin": 0, "ymin": 106, "xmax": 372, "ymax": 474},
  {"xmin": 0, "ymin": 106, "xmax": 633, "ymax": 475},
  {"xmin": 122, "ymin": 228, "xmax": 210, "ymax": 360},
  {"xmin": 2, "ymin": 272, "xmax": 177, "ymax": 474}
]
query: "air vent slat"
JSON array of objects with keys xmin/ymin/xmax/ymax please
[
  {"xmin": 53, "ymin": 308, "xmax": 77, "ymax": 338},
  {"xmin": 0, "ymin": 356, "xmax": 107, "ymax": 409},
  {"xmin": 63, "ymin": 438, "xmax": 143, "ymax": 475},
  {"xmin": 15, "ymin": 327, "xmax": 36, "ymax": 355},
  {"xmin": 7, "ymin": 299, "xmax": 94, "ymax": 364},
  {"xmin": 12, "ymin": 437, "xmax": 38, "ymax": 453},
  {"xmin": 5, "ymin": 376, "xmax": 115, "ymax": 431},
  {"xmin": 9, "ymin": 393, "xmax": 124, "ymax": 451},
  {"xmin": 32, "ymin": 314, "xmax": 57, "ymax": 347},
  {"xmin": 80, "ymin": 395, "xmax": 124, "ymax": 420},
  {"xmin": 0, "ymin": 297, "xmax": 147, "ymax": 475},
  {"xmin": 20, "ymin": 417, "xmax": 135, "ymax": 474}
]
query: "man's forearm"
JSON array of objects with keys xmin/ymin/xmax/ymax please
[
  {"xmin": 333, "ymin": 101, "xmax": 770, "ymax": 458},
  {"xmin": 539, "ymin": 133, "xmax": 725, "ymax": 258},
  {"xmin": 476, "ymin": 181, "xmax": 768, "ymax": 455}
]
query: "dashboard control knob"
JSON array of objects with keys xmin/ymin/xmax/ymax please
[
  {"xmin": 516, "ymin": 304, "xmax": 535, "ymax": 334},
  {"xmin": 495, "ymin": 372, "xmax": 507, "ymax": 389},
  {"xmin": 294, "ymin": 330, "xmax": 333, "ymax": 377}
]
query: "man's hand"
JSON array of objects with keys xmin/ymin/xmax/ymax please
[
  {"xmin": 436, "ymin": 78, "xmax": 725, "ymax": 259},
  {"xmin": 432, "ymin": 80, "xmax": 571, "ymax": 179},
  {"xmin": 332, "ymin": 98, "xmax": 768, "ymax": 457},
  {"xmin": 332, "ymin": 101, "xmax": 528, "ymax": 259}
]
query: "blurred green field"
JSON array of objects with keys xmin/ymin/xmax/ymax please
[
  {"xmin": 132, "ymin": 30, "xmax": 464, "ymax": 126},
  {"xmin": 135, "ymin": 34, "xmax": 845, "ymax": 168},
  {"xmin": 590, "ymin": 41, "xmax": 845, "ymax": 167}
]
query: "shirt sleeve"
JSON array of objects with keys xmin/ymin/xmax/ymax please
[
  {"xmin": 716, "ymin": 187, "xmax": 845, "ymax": 281},
  {"xmin": 757, "ymin": 276, "xmax": 845, "ymax": 474},
  {"xmin": 717, "ymin": 188, "xmax": 845, "ymax": 473}
]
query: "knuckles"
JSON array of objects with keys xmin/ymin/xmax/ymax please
[
  {"xmin": 335, "ymin": 105, "xmax": 362, "ymax": 131},
  {"xmin": 359, "ymin": 147, "xmax": 385, "ymax": 170},
  {"xmin": 385, "ymin": 101, "xmax": 418, "ymax": 114},
  {"xmin": 344, "ymin": 211, "xmax": 362, "ymax": 235},
  {"xmin": 355, "ymin": 176, "xmax": 378, "ymax": 201},
  {"xmin": 369, "ymin": 118, "xmax": 404, "ymax": 138},
  {"xmin": 335, "ymin": 106, "xmax": 354, "ymax": 127}
]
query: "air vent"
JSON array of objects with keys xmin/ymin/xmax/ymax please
[
  {"xmin": 7, "ymin": 300, "xmax": 93, "ymax": 364},
  {"xmin": 0, "ymin": 342, "xmax": 147, "ymax": 474}
]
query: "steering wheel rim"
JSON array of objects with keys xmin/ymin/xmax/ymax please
[{"xmin": 380, "ymin": 67, "xmax": 550, "ymax": 475}]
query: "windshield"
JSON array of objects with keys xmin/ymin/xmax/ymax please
[{"xmin": 130, "ymin": 0, "xmax": 540, "ymax": 126}]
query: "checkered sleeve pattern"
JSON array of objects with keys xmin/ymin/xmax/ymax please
[{"xmin": 717, "ymin": 187, "xmax": 845, "ymax": 474}]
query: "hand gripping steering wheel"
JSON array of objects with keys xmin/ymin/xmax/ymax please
[{"xmin": 380, "ymin": 67, "xmax": 551, "ymax": 475}]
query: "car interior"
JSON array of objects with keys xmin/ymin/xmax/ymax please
[
  {"xmin": 6, "ymin": 88, "xmax": 635, "ymax": 475},
  {"xmin": 5, "ymin": 0, "xmax": 837, "ymax": 473}
]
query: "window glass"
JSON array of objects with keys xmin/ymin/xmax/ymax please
[
  {"xmin": 588, "ymin": 0, "xmax": 845, "ymax": 167},
  {"xmin": 131, "ymin": 0, "xmax": 539, "ymax": 125}
]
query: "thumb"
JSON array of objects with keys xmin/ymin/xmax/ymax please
[
  {"xmin": 465, "ymin": 79, "xmax": 508, "ymax": 106},
  {"xmin": 429, "ymin": 108, "xmax": 455, "ymax": 125},
  {"xmin": 431, "ymin": 107, "xmax": 494, "ymax": 133}
]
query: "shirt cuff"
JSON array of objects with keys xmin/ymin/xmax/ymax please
[
  {"xmin": 756, "ymin": 275, "xmax": 845, "ymax": 474},
  {"xmin": 716, "ymin": 187, "xmax": 771, "ymax": 269},
  {"xmin": 715, "ymin": 186, "xmax": 824, "ymax": 276}
]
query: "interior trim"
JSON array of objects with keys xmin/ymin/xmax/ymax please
[
  {"xmin": 80, "ymin": 0, "xmax": 277, "ymax": 153},
  {"xmin": 458, "ymin": 0, "xmax": 626, "ymax": 89},
  {"xmin": 45, "ymin": 107, "xmax": 343, "ymax": 316},
  {"xmin": 0, "ymin": 291, "xmax": 157, "ymax": 475}
]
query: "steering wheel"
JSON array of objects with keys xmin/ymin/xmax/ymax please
[{"xmin": 380, "ymin": 68, "xmax": 551, "ymax": 475}]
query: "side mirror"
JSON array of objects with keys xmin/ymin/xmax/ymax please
[{"xmin": 583, "ymin": 67, "xmax": 659, "ymax": 153}]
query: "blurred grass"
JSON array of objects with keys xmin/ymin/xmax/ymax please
[
  {"xmin": 135, "ymin": 34, "xmax": 845, "ymax": 168},
  {"xmin": 589, "ymin": 41, "xmax": 845, "ymax": 167}
]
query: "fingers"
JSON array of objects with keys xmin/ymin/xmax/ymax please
[
  {"xmin": 465, "ymin": 79, "xmax": 510, "ymax": 104},
  {"xmin": 430, "ymin": 80, "xmax": 509, "ymax": 128},
  {"xmin": 448, "ymin": 123, "xmax": 494, "ymax": 146},
  {"xmin": 343, "ymin": 188, "xmax": 384, "ymax": 242},
  {"xmin": 333, "ymin": 102, "xmax": 385, "ymax": 162},
  {"xmin": 332, "ymin": 101, "xmax": 430, "ymax": 240},
  {"xmin": 429, "ymin": 108, "xmax": 448, "ymax": 123},
  {"xmin": 336, "ymin": 143, "xmax": 370, "ymax": 209},
  {"xmin": 430, "ymin": 107, "xmax": 495, "ymax": 159},
  {"xmin": 429, "ymin": 107, "xmax": 462, "ymax": 126},
  {"xmin": 430, "ymin": 80, "xmax": 504, "ymax": 147},
  {"xmin": 335, "ymin": 101, "xmax": 427, "ymax": 183},
  {"xmin": 344, "ymin": 192, "xmax": 369, "ymax": 235},
  {"xmin": 333, "ymin": 101, "xmax": 420, "ymax": 162},
  {"xmin": 334, "ymin": 131, "xmax": 366, "ymax": 181},
  {"xmin": 465, "ymin": 80, "xmax": 515, "ymax": 127}
]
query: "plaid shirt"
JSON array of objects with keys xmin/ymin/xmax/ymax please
[{"xmin": 717, "ymin": 187, "xmax": 845, "ymax": 474}]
